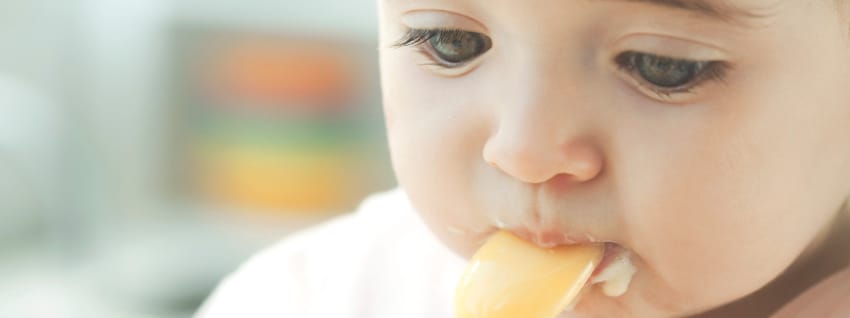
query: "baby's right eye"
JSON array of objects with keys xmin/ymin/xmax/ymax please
[{"xmin": 392, "ymin": 28, "xmax": 492, "ymax": 69}]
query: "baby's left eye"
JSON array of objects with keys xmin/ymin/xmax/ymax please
[
  {"xmin": 615, "ymin": 51, "xmax": 727, "ymax": 99},
  {"xmin": 392, "ymin": 28, "xmax": 492, "ymax": 68}
]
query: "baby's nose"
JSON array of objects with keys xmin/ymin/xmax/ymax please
[{"xmin": 482, "ymin": 120, "xmax": 603, "ymax": 184}]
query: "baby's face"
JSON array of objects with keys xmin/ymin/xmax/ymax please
[{"xmin": 378, "ymin": 0, "xmax": 850, "ymax": 316}]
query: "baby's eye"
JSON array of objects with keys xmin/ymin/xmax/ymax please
[
  {"xmin": 427, "ymin": 30, "xmax": 491, "ymax": 65},
  {"xmin": 615, "ymin": 51, "xmax": 727, "ymax": 99},
  {"xmin": 392, "ymin": 28, "xmax": 492, "ymax": 68}
]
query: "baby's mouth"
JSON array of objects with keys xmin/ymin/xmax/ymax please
[
  {"xmin": 454, "ymin": 230, "xmax": 638, "ymax": 318},
  {"xmin": 508, "ymin": 229, "xmax": 638, "ymax": 308},
  {"xmin": 507, "ymin": 228, "xmax": 638, "ymax": 296}
]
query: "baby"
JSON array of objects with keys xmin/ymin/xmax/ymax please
[{"xmin": 198, "ymin": 0, "xmax": 850, "ymax": 317}]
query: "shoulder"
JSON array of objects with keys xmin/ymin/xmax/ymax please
[
  {"xmin": 196, "ymin": 188, "xmax": 462, "ymax": 318},
  {"xmin": 194, "ymin": 208, "xmax": 361, "ymax": 318},
  {"xmin": 771, "ymin": 266, "xmax": 850, "ymax": 318}
]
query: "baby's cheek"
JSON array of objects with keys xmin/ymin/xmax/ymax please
[{"xmin": 633, "ymin": 211, "xmax": 790, "ymax": 314}]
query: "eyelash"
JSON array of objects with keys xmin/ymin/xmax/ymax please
[
  {"xmin": 391, "ymin": 28, "xmax": 484, "ymax": 68},
  {"xmin": 392, "ymin": 28, "xmax": 450, "ymax": 48},
  {"xmin": 391, "ymin": 28, "xmax": 729, "ymax": 99}
]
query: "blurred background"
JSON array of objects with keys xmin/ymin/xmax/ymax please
[{"xmin": 0, "ymin": 0, "xmax": 393, "ymax": 317}]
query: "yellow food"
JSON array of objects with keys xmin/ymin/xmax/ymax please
[{"xmin": 454, "ymin": 231, "xmax": 603, "ymax": 318}]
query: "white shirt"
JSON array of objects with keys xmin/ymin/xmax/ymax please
[{"xmin": 196, "ymin": 188, "xmax": 467, "ymax": 318}]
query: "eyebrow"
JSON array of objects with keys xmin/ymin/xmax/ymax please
[{"xmin": 599, "ymin": 0, "xmax": 767, "ymax": 24}]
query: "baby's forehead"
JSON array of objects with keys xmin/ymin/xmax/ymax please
[{"xmin": 382, "ymin": 0, "xmax": 774, "ymax": 25}]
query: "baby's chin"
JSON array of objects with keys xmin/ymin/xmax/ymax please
[
  {"xmin": 559, "ymin": 287, "xmax": 633, "ymax": 318},
  {"xmin": 564, "ymin": 273, "xmax": 711, "ymax": 318}
]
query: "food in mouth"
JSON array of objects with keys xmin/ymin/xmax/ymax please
[{"xmin": 454, "ymin": 230, "xmax": 604, "ymax": 318}]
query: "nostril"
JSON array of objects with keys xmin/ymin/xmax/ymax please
[{"xmin": 550, "ymin": 173, "xmax": 573, "ymax": 185}]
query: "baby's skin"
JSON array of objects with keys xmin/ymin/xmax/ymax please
[{"xmin": 377, "ymin": 0, "xmax": 850, "ymax": 316}]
